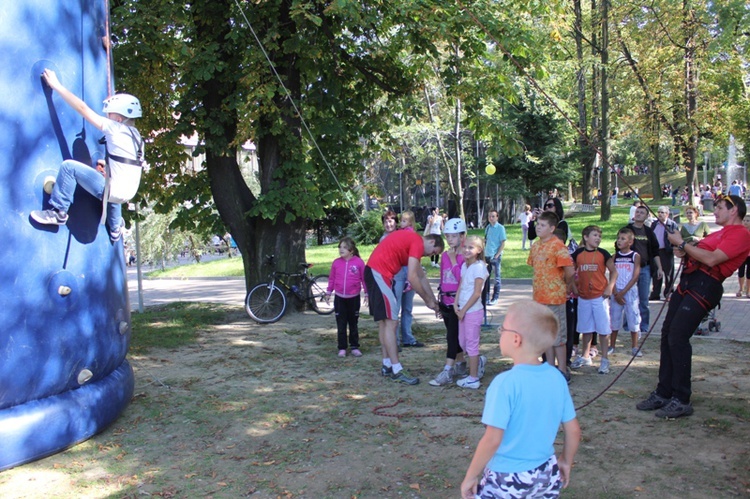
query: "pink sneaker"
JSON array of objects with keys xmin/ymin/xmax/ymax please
[
  {"xmin": 338, "ymin": 349, "xmax": 346, "ymax": 357},
  {"xmin": 351, "ymin": 349, "xmax": 362, "ymax": 357}
]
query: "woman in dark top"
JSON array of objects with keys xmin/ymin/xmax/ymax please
[{"xmin": 528, "ymin": 197, "xmax": 569, "ymax": 243}]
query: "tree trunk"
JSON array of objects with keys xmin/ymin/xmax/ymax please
[
  {"xmin": 574, "ymin": 0, "xmax": 591, "ymax": 204},
  {"xmin": 599, "ymin": 0, "xmax": 611, "ymax": 221},
  {"xmin": 195, "ymin": 0, "xmax": 306, "ymax": 291},
  {"xmin": 590, "ymin": 0, "xmax": 603, "ymax": 208},
  {"xmin": 454, "ymin": 96, "xmax": 466, "ymax": 222},
  {"xmin": 683, "ymin": 0, "xmax": 698, "ymax": 199}
]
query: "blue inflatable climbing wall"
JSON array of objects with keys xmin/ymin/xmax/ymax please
[{"xmin": 0, "ymin": 1, "xmax": 134, "ymax": 470}]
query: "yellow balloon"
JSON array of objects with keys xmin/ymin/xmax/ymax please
[{"xmin": 485, "ymin": 164, "xmax": 496, "ymax": 175}]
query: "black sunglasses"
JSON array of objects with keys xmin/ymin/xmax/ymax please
[{"xmin": 545, "ymin": 203, "xmax": 555, "ymax": 208}]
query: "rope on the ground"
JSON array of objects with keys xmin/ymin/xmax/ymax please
[
  {"xmin": 128, "ymin": 356, "xmax": 171, "ymax": 390},
  {"xmin": 372, "ymin": 398, "xmax": 481, "ymax": 419}
]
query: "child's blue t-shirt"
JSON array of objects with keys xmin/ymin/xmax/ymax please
[{"xmin": 482, "ymin": 362, "xmax": 576, "ymax": 473}]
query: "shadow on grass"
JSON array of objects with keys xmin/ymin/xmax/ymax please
[{"xmin": 130, "ymin": 303, "xmax": 233, "ymax": 355}]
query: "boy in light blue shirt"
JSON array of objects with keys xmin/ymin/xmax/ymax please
[
  {"xmin": 484, "ymin": 210, "xmax": 507, "ymax": 305},
  {"xmin": 461, "ymin": 301, "xmax": 581, "ymax": 498}
]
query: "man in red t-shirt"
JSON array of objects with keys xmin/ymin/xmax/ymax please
[
  {"xmin": 637, "ymin": 195, "xmax": 750, "ymax": 419},
  {"xmin": 365, "ymin": 230, "xmax": 443, "ymax": 385}
]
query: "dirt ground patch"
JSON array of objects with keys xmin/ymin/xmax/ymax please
[{"xmin": 2, "ymin": 307, "xmax": 750, "ymax": 498}]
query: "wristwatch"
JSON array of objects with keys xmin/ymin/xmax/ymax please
[{"xmin": 677, "ymin": 241, "xmax": 687, "ymax": 251}]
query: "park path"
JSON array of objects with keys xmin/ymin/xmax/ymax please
[
  {"xmin": 127, "ymin": 212, "xmax": 748, "ymax": 341},
  {"xmin": 127, "ymin": 276, "xmax": 749, "ymax": 343}
]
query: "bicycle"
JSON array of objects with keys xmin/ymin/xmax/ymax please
[{"xmin": 245, "ymin": 255, "xmax": 335, "ymax": 323}]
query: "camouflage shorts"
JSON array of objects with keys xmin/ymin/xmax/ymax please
[{"xmin": 477, "ymin": 456, "xmax": 562, "ymax": 498}]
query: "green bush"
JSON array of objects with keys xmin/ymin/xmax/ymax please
[{"xmin": 347, "ymin": 209, "xmax": 386, "ymax": 245}]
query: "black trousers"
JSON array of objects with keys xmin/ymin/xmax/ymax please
[
  {"xmin": 656, "ymin": 271, "xmax": 722, "ymax": 403},
  {"xmin": 651, "ymin": 249, "xmax": 675, "ymax": 298},
  {"xmin": 566, "ymin": 297, "xmax": 578, "ymax": 365},
  {"xmin": 439, "ymin": 303, "xmax": 463, "ymax": 360},
  {"xmin": 334, "ymin": 295, "xmax": 360, "ymax": 350}
]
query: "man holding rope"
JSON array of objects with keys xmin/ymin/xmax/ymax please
[{"xmin": 636, "ymin": 195, "xmax": 750, "ymax": 418}]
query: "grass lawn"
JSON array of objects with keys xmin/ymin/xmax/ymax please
[
  {"xmin": 150, "ymin": 195, "xmax": 698, "ymax": 281},
  {"xmin": 7, "ymin": 301, "xmax": 747, "ymax": 498}
]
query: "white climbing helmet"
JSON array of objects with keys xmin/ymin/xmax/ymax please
[
  {"xmin": 102, "ymin": 93, "xmax": 142, "ymax": 118},
  {"xmin": 443, "ymin": 218, "xmax": 467, "ymax": 234}
]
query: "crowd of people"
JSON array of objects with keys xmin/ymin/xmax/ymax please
[
  {"xmin": 660, "ymin": 180, "xmax": 748, "ymax": 209},
  {"xmin": 320, "ymin": 194, "xmax": 750, "ymax": 497}
]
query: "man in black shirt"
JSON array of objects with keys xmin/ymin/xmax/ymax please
[{"xmin": 624, "ymin": 205, "xmax": 663, "ymax": 336}]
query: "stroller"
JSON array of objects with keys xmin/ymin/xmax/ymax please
[{"xmin": 694, "ymin": 302, "xmax": 721, "ymax": 335}]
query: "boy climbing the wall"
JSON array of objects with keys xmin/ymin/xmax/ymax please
[{"xmin": 31, "ymin": 69, "xmax": 144, "ymax": 242}]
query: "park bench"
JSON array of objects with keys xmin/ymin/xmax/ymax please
[{"xmin": 569, "ymin": 203, "xmax": 596, "ymax": 214}]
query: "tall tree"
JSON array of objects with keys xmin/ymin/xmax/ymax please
[
  {"xmin": 613, "ymin": 0, "xmax": 750, "ymax": 198},
  {"xmin": 112, "ymin": 0, "xmax": 433, "ymax": 285}
]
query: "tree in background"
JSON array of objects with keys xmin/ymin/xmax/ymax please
[{"xmin": 112, "ymin": 0, "xmax": 432, "ymax": 286}]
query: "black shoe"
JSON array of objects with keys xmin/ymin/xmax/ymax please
[
  {"xmin": 654, "ymin": 397, "xmax": 694, "ymax": 419},
  {"xmin": 636, "ymin": 391, "xmax": 669, "ymax": 411},
  {"xmin": 380, "ymin": 365, "xmax": 393, "ymax": 377},
  {"xmin": 403, "ymin": 341, "xmax": 425, "ymax": 348}
]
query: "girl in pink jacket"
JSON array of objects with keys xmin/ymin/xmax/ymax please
[{"xmin": 326, "ymin": 237, "xmax": 367, "ymax": 357}]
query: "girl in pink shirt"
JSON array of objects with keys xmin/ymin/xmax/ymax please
[{"xmin": 326, "ymin": 237, "xmax": 367, "ymax": 357}]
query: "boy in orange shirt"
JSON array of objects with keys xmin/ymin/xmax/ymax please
[
  {"xmin": 570, "ymin": 226, "xmax": 617, "ymax": 374},
  {"xmin": 527, "ymin": 212, "xmax": 577, "ymax": 380}
]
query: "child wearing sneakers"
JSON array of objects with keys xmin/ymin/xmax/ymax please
[
  {"xmin": 429, "ymin": 218, "xmax": 468, "ymax": 386},
  {"xmin": 570, "ymin": 226, "xmax": 617, "ymax": 374},
  {"xmin": 30, "ymin": 69, "xmax": 145, "ymax": 242},
  {"xmin": 609, "ymin": 228, "xmax": 642, "ymax": 356},
  {"xmin": 326, "ymin": 237, "xmax": 367, "ymax": 358},
  {"xmin": 527, "ymin": 212, "xmax": 577, "ymax": 379},
  {"xmin": 461, "ymin": 301, "xmax": 580, "ymax": 499},
  {"xmin": 454, "ymin": 235, "xmax": 489, "ymax": 389}
]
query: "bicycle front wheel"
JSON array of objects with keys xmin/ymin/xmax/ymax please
[
  {"xmin": 245, "ymin": 283, "xmax": 286, "ymax": 323},
  {"xmin": 307, "ymin": 275, "xmax": 335, "ymax": 315}
]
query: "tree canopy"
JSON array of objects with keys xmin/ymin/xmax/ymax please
[{"xmin": 111, "ymin": 0, "xmax": 750, "ymax": 284}]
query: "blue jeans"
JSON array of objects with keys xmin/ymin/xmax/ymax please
[
  {"xmin": 624, "ymin": 264, "xmax": 651, "ymax": 333},
  {"xmin": 485, "ymin": 256, "xmax": 501, "ymax": 299},
  {"xmin": 393, "ymin": 266, "xmax": 416, "ymax": 345},
  {"xmin": 51, "ymin": 159, "xmax": 122, "ymax": 231}
]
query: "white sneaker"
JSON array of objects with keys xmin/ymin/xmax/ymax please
[
  {"xmin": 570, "ymin": 355, "xmax": 593, "ymax": 369},
  {"xmin": 456, "ymin": 377, "xmax": 480, "ymax": 389},
  {"xmin": 632, "ymin": 347, "xmax": 643, "ymax": 357},
  {"xmin": 607, "ymin": 346, "xmax": 615, "ymax": 355}
]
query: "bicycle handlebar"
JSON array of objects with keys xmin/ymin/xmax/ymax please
[{"xmin": 265, "ymin": 254, "xmax": 313, "ymax": 272}]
